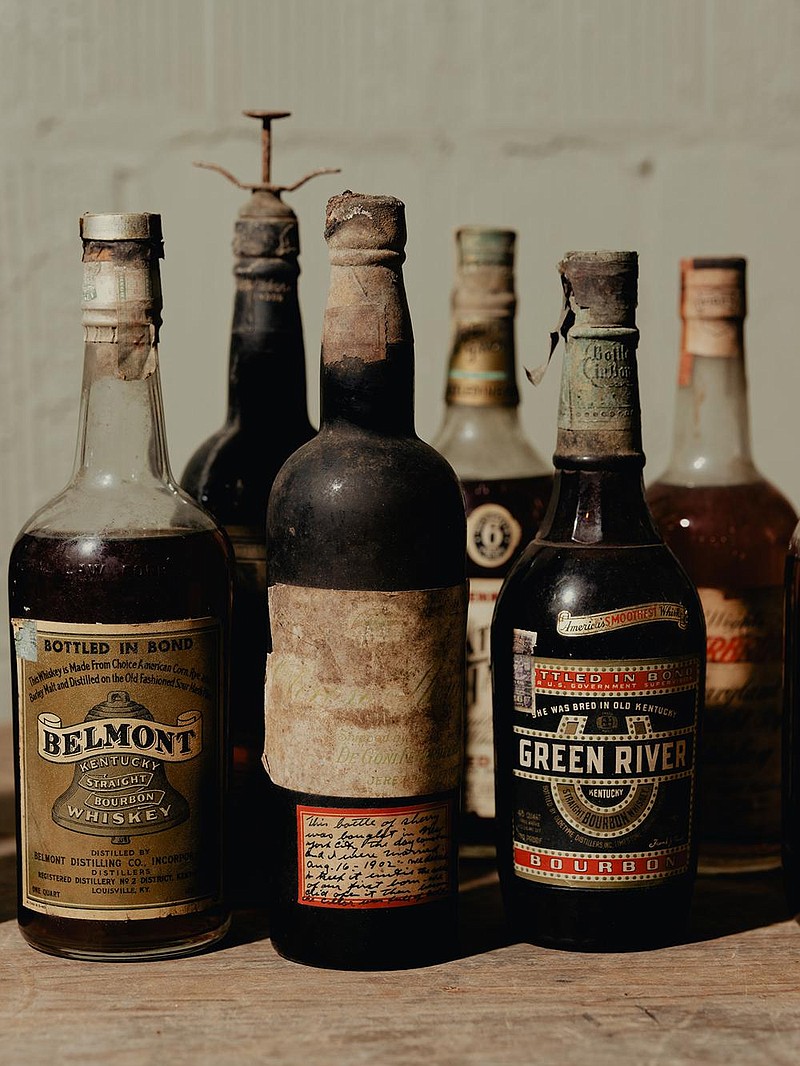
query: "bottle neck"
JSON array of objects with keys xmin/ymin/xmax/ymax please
[
  {"xmin": 225, "ymin": 212, "xmax": 311, "ymax": 432},
  {"xmin": 538, "ymin": 463, "xmax": 660, "ymax": 546},
  {"xmin": 540, "ymin": 320, "xmax": 657, "ymax": 545},
  {"xmin": 661, "ymin": 321, "xmax": 757, "ymax": 485},
  {"xmin": 74, "ymin": 242, "xmax": 174, "ymax": 491},
  {"xmin": 320, "ymin": 259, "xmax": 415, "ymax": 434},
  {"xmin": 445, "ymin": 259, "xmax": 519, "ymax": 409}
]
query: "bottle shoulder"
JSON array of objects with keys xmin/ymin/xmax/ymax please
[
  {"xmin": 15, "ymin": 479, "xmax": 225, "ymax": 544},
  {"xmin": 432, "ymin": 406, "xmax": 550, "ymax": 480},
  {"xmin": 266, "ymin": 427, "xmax": 466, "ymax": 589},
  {"xmin": 646, "ymin": 476, "xmax": 798, "ymax": 587},
  {"xmin": 493, "ymin": 541, "xmax": 705, "ymax": 658}
]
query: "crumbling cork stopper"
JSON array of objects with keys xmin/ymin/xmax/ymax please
[
  {"xmin": 559, "ymin": 250, "xmax": 638, "ymax": 328},
  {"xmin": 324, "ymin": 191, "xmax": 406, "ymax": 262}
]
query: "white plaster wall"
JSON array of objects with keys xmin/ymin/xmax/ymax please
[{"xmin": 2, "ymin": 0, "xmax": 800, "ymax": 721}]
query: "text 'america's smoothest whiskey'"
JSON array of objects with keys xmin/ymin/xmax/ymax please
[
  {"xmin": 492, "ymin": 251, "xmax": 706, "ymax": 951},
  {"xmin": 9, "ymin": 213, "xmax": 233, "ymax": 961}
]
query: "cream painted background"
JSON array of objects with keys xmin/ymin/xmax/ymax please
[{"xmin": 2, "ymin": 0, "xmax": 800, "ymax": 721}]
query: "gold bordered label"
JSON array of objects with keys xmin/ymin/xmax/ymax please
[
  {"xmin": 13, "ymin": 617, "xmax": 223, "ymax": 920},
  {"xmin": 466, "ymin": 503, "xmax": 522, "ymax": 569},
  {"xmin": 510, "ymin": 639, "xmax": 700, "ymax": 888},
  {"xmin": 556, "ymin": 602, "xmax": 689, "ymax": 636}
]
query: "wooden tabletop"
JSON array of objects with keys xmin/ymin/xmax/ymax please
[{"xmin": 1, "ymin": 725, "xmax": 799, "ymax": 1066}]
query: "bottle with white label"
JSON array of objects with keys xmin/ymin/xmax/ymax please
[
  {"xmin": 8, "ymin": 213, "xmax": 233, "ymax": 960},
  {"xmin": 432, "ymin": 226, "xmax": 552, "ymax": 857},
  {"xmin": 263, "ymin": 191, "xmax": 468, "ymax": 969},
  {"xmin": 491, "ymin": 251, "xmax": 706, "ymax": 952},
  {"xmin": 647, "ymin": 257, "xmax": 797, "ymax": 875}
]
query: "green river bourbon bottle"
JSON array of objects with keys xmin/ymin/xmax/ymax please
[
  {"xmin": 432, "ymin": 226, "xmax": 552, "ymax": 858},
  {"xmin": 9, "ymin": 213, "xmax": 233, "ymax": 960},
  {"xmin": 491, "ymin": 251, "xmax": 706, "ymax": 951},
  {"xmin": 181, "ymin": 111, "xmax": 336, "ymax": 904},
  {"xmin": 263, "ymin": 192, "xmax": 468, "ymax": 969}
]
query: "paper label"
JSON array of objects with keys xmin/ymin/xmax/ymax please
[
  {"xmin": 510, "ymin": 636, "xmax": 700, "ymax": 888},
  {"xmin": 13, "ymin": 617, "xmax": 223, "ymax": 920},
  {"xmin": 263, "ymin": 584, "xmax": 467, "ymax": 797},
  {"xmin": 296, "ymin": 800, "xmax": 452, "ymax": 908},
  {"xmin": 698, "ymin": 586, "xmax": 783, "ymax": 845}
]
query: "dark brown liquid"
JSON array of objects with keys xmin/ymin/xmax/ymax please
[
  {"xmin": 647, "ymin": 478, "xmax": 797, "ymax": 872},
  {"xmin": 460, "ymin": 475, "xmax": 552, "ymax": 855},
  {"xmin": 8, "ymin": 527, "xmax": 232, "ymax": 960}
]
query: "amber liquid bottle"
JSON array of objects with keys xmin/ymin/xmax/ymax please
[
  {"xmin": 8, "ymin": 213, "xmax": 233, "ymax": 960},
  {"xmin": 263, "ymin": 192, "xmax": 468, "ymax": 970},
  {"xmin": 647, "ymin": 258, "xmax": 797, "ymax": 875},
  {"xmin": 492, "ymin": 251, "xmax": 706, "ymax": 952},
  {"xmin": 181, "ymin": 112, "xmax": 333, "ymax": 904},
  {"xmin": 432, "ymin": 227, "xmax": 551, "ymax": 857}
]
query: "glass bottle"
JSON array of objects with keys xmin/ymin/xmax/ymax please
[
  {"xmin": 263, "ymin": 191, "xmax": 468, "ymax": 970},
  {"xmin": 181, "ymin": 111, "xmax": 337, "ymax": 905},
  {"xmin": 492, "ymin": 251, "xmax": 706, "ymax": 952},
  {"xmin": 432, "ymin": 226, "xmax": 551, "ymax": 857},
  {"xmin": 647, "ymin": 257, "xmax": 797, "ymax": 875},
  {"xmin": 8, "ymin": 212, "xmax": 233, "ymax": 960}
]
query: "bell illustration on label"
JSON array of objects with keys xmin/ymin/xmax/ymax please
[{"xmin": 50, "ymin": 691, "xmax": 190, "ymax": 839}]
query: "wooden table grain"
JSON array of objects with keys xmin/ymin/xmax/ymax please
[{"xmin": 1, "ymin": 725, "xmax": 799, "ymax": 1066}]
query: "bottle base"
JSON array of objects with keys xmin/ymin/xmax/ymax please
[
  {"xmin": 698, "ymin": 846, "xmax": 781, "ymax": 876},
  {"xmin": 499, "ymin": 876, "xmax": 693, "ymax": 953},
  {"xmin": 18, "ymin": 912, "xmax": 232, "ymax": 962}
]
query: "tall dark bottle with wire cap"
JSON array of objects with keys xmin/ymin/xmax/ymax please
[
  {"xmin": 264, "ymin": 191, "xmax": 468, "ymax": 969},
  {"xmin": 491, "ymin": 251, "xmax": 706, "ymax": 952},
  {"xmin": 9, "ymin": 212, "xmax": 233, "ymax": 960},
  {"xmin": 181, "ymin": 111, "xmax": 339, "ymax": 905}
]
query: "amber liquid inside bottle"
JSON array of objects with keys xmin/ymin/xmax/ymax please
[
  {"xmin": 11, "ymin": 528, "xmax": 231, "ymax": 963},
  {"xmin": 647, "ymin": 479, "xmax": 797, "ymax": 871},
  {"xmin": 9, "ymin": 528, "xmax": 231, "ymax": 961}
]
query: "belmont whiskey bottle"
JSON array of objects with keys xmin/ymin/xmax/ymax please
[
  {"xmin": 432, "ymin": 227, "xmax": 551, "ymax": 856},
  {"xmin": 264, "ymin": 191, "xmax": 468, "ymax": 969},
  {"xmin": 9, "ymin": 213, "xmax": 233, "ymax": 960},
  {"xmin": 182, "ymin": 111, "xmax": 336, "ymax": 903},
  {"xmin": 492, "ymin": 251, "xmax": 706, "ymax": 952},
  {"xmin": 647, "ymin": 258, "xmax": 797, "ymax": 874}
]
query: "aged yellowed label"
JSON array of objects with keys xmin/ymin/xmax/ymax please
[
  {"xmin": 13, "ymin": 617, "xmax": 223, "ymax": 920},
  {"xmin": 263, "ymin": 584, "xmax": 467, "ymax": 797},
  {"xmin": 296, "ymin": 801, "xmax": 452, "ymax": 907}
]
